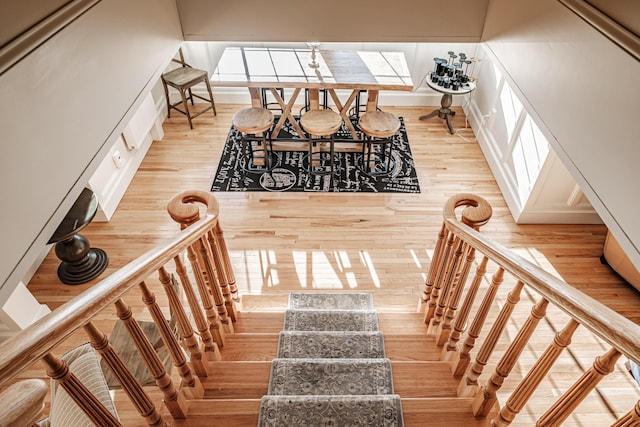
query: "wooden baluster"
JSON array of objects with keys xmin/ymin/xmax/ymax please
[
  {"xmin": 139, "ymin": 281, "xmax": 199, "ymax": 390},
  {"xmin": 493, "ymin": 319, "xmax": 580, "ymax": 426},
  {"xmin": 42, "ymin": 352, "xmax": 121, "ymax": 427},
  {"xmin": 420, "ymin": 223, "xmax": 447, "ymax": 312},
  {"xmin": 612, "ymin": 400, "xmax": 640, "ymax": 426},
  {"xmin": 451, "ymin": 267, "xmax": 505, "ymax": 378},
  {"xmin": 195, "ymin": 237, "xmax": 234, "ymax": 333},
  {"xmin": 207, "ymin": 229, "xmax": 237, "ymax": 322},
  {"xmin": 425, "ymin": 230, "xmax": 457, "ymax": 324},
  {"xmin": 166, "ymin": 189, "xmax": 234, "ymax": 332},
  {"xmin": 457, "ymin": 277, "xmax": 522, "ymax": 397},
  {"xmin": 115, "ymin": 298, "xmax": 188, "ymax": 419},
  {"xmin": 429, "ymin": 237, "xmax": 466, "ymax": 335},
  {"xmin": 443, "ymin": 256, "xmax": 488, "ymax": 362},
  {"xmin": 84, "ymin": 322, "xmax": 164, "ymax": 426},
  {"xmin": 213, "ymin": 222, "xmax": 239, "ymax": 302},
  {"xmin": 424, "ymin": 193, "xmax": 492, "ymax": 320},
  {"xmin": 158, "ymin": 267, "xmax": 208, "ymax": 394},
  {"xmin": 472, "ymin": 298, "xmax": 549, "ymax": 416},
  {"xmin": 187, "ymin": 244, "xmax": 226, "ymax": 347},
  {"xmin": 536, "ymin": 347, "xmax": 622, "ymax": 427},
  {"xmin": 436, "ymin": 245, "xmax": 475, "ymax": 346},
  {"xmin": 174, "ymin": 254, "xmax": 221, "ymax": 360}
]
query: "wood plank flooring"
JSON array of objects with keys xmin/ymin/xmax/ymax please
[
  {"xmin": 29, "ymin": 104, "xmax": 639, "ymax": 320},
  {"xmin": 23, "ymin": 104, "xmax": 640, "ymax": 426}
]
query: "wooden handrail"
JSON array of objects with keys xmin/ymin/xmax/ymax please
[
  {"xmin": 0, "ymin": 208, "xmax": 218, "ymax": 388},
  {"xmin": 442, "ymin": 197, "xmax": 640, "ymax": 364},
  {"xmin": 428, "ymin": 193, "xmax": 640, "ymax": 424},
  {"xmin": 0, "ymin": 379, "xmax": 48, "ymax": 426}
]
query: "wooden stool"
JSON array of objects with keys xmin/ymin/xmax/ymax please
[
  {"xmin": 358, "ymin": 110, "xmax": 401, "ymax": 175},
  {"xmin": 348, "ymin": 90, "xmax": 378, "ymax": 120},
  {"xmin": 300, "ymin": 109, "xmax": 343, "ymax": 183},
  {"xmin": 261, "ymin": 87, "xmax": 285, "ymax": 112},
  {"xmin": 232, "ymin": 107, "xmax": 275, "ymax": 171},
  {"xmin": 161, "ymin": 63, "xmax": 216, "ymax": 129}
]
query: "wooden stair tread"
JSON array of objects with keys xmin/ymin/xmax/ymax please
[
  {"xmin": 220, "ymin": 333, "xmax": 279, "ymax": 361},
  {"xmin": 233, "ymin": 312, "xmax": 284, "ymax": 333},
  {"xmin": 182, "ymin": 397, "xmax": 492, "ymax": 426},
  {"xmin": 220, "ymin": 332, "xmax": 439, "ymax": 361},
  {"xmin": 377, "ymin": 312, "xmax": 428, "ymax": 334},
  {"xmin": 392, "ymin": 361, "xmax": 461, "ymax": 397},
  {"xmin": 232, "ymin": 311, "xmax": 428, "ymax": 333},
  {"xmin": 401, "ymin": 397, "xmax": 495, "ymax": 426},
  {"xmin": 201, "ymin": 361, "xmax": 271, "ymax": 399},
  {"xmin": 182, "ymin": 398, "xmax": 261, "ymax": 425},
  {"xmin": 239, "ymin": 293, "xmax": 419, "ymax": 312},
  {"xmin": 199, "ymin": 360, "xmax": 461, "ymax": 399},
  {"xmin": 384, "ymin": 334, "xmax": 441, "ymax": 361}
]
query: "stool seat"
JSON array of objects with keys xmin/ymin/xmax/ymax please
[
  {"xmin": 232, "ymin": 107, "xmax": 275, "ymax": 134},
  {"xmin": 300, "ymin": 109, "xmax": 342, "ymax": 136},
  {"xmin": 359, "ymin": 110, "xmax": 400, "ymax": 176},
  {"xmin": 162, "ymin": 67, "xmax": 208, "ymax": 88},
  {"xmin": 161, "ymin": 56, "xmax": 217, "ymax": 129},
  {"xmin": 232, "ymin": 107, "xmax": 275, "ymax": 174},
  {"xmin": 359, "ymin": 111, "xmax": 400, "ymax": 138}
]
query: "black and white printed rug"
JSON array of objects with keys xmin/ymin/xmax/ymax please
[{"xmin": 210, "ymin": 116, "xmax": 420, "ymax": 193}]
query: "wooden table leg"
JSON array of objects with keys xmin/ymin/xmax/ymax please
[
  {"xmin": 366, "ymin": 90, "xmax": 379, "ymax": 113},
  {"xmin": 248, "ymin": 87, "xmax": 262, "ymax": 108},
  {"xmin": 270, "ymin": 87, "xmax": 304, "ymax": 139},
  {"xmin": 328, "ymin": 89, "xmax": 359, "ymax": 139}
]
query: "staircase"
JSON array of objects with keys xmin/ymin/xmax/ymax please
[
  {"xmin": 184, "ymin": 292, "xmax": 495, "ymax": 426},
  {"xmin": 4, "ymin": 192, "xmax": 639, "ymax": 426},
  {"xmin": 258, "ymin": 292, "xmax": 403, "ymax": 425}
]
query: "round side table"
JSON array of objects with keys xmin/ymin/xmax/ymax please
[
  {"xmin": 47, "ymin": 188, "xmax": 108, "ymax": 285},
  {"xmin": 419, "ymin": 78, "xmax": 476, "ymax": 134}
]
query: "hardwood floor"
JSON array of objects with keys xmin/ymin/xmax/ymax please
[
  {"xmin": 24, "ymin": 103, "xmax": 640, "ymax": 425},
  {"xmin": 27, "ymin": 103, "xmax": 640, "ymax": 320}
]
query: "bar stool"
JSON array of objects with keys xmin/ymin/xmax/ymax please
[
  {"xmin": 358, "ymin": 110, "xmax": 401, "ymax": 175},
  {"xmin": 299, "ymin": 89, "xmax": 329, "ymax": 116},
  {"xmin": 161, "ymin": 49, "xmax": 217, "ymax": 129},
  {"xmin": 348, "ymin": 90, "xmax": 377, "ymax": 120},
  {"xmin": 261, "ymin": 87, "xmax": 285, "ymax": 112},
  {"xmin": 232, "ymin": 107, "xmax": 275, "ymax": 172},
  {"xmin": 300, "ymin": 109, "xmax": 343, "ymax": 185}
]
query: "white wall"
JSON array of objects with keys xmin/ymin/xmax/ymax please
[
  {"xmin": 481, "ymin": 0, "xmax": 640, "ymax": 267},
  {"xmin": 0, "ymin": 0, "xmax": 183, "ymax": 303},
  {"xmin": 465, "ymin": 45, "xmax": 602, "ymax": 224},
  {"xmin": 89, "ymin": 92, "xmax": 165, "ymax": 222},
  {"xmin": 176, "ymin": 0, "xmax": 489, "ymax": 43}
]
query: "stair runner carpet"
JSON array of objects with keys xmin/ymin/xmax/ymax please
[{"xmin": 258, "ymin": 292, "xmax": 404, "ymax": 426}]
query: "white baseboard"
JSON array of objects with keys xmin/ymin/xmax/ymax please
[
  {"xmin": 516, "ymin": 210, "xmax": 603, "ymax": 224},
  {"xmin": 178, "ymin": 86, "xmax": 469, "ymax": 108}
]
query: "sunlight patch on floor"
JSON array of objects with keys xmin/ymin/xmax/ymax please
[{"xmin": 360, "ymin": 251, "xmax": 380, "ymax": 288}]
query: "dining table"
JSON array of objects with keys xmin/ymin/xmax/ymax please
[{"xmin": 211, "ymin": 47, "xmax": 414, "ymax": 141}]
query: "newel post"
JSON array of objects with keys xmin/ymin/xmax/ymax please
[
  {"xmin": 167, "ymin": 190, "xmax": 238, "ymax": 325},
  {"xmin": 420, "ymin": 194, "xmax": 492, "ymax": 328}
]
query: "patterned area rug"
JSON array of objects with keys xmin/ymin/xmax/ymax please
[
  {"xmin": 259, "ymin": 395, "xmax": 403, "ymax": 426},
  {"xmin": 277, "ymin": 331, "xmax": 386, "ymax": 358},
  {"xmin": 210, "ymin": 116, "xmax": 420, "ymax": 193},
  {"xmin": 283, "ymin": 309, "xmax": 379, "ymax": 331},
  {"xmin": 288, "ymin": 292, "xmax": 375, "ymax": 310},
  {"xmin": 258, "ymin": 292, "xmax": 404, "ymax": 426},
  {"xmin": 268, "ymin": 358, "xmax": 394, "ymax": 395}
]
